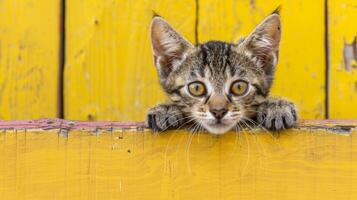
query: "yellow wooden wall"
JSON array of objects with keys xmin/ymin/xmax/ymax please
[
  {"xmin": 0, "ymin": 0, "xmax": 61, "ymax": 119},
  {"xmin": 0, "ymin": 0, "xmax": 356, "ymax": 120}
]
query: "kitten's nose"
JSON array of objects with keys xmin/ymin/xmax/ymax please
[
  {"xmin": 210, "ymin": 108, "xmax": 228, "ymax": 120},
  {"xmin": 208, "ymin": 94, "xmax": 229, "ymax": 120}
]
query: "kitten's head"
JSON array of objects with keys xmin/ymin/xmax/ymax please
[{"xmin": 150, "ymin": 14, "xmax": 281, "ymax": 134}]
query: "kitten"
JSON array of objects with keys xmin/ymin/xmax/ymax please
[{"xmin": 146, "ymin": 13, "xmax": 297, "ymax": 134}]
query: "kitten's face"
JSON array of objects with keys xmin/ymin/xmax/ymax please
[{"xmin": 150, "ymin": 14, "xmax": 281, "ymax": 134}]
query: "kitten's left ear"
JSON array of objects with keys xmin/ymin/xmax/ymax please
[{"xmin": 237, "ymin": 14, "xmax": 281, "ymax": 74}]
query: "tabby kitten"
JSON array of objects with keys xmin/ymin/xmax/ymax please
[{"xmin": 146, "ymin": 13, "xmax": 297, "ymax": 134}]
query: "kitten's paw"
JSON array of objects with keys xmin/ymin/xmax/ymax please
[
  {"xmin": 146, "ymin": 104, "xmax": 185, "ymax": 132},
  {"xmin": 257, "ymin": 98, "xmax": 297, "ymax": 131}
]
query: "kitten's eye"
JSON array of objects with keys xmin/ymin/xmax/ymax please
[
  {"xmin": 188, "ymin": 82, "xmax": 206, "ymax": 97},
  {"xmin": 230, "ymin": 80, "xmax": 249, "ymax": 96}
]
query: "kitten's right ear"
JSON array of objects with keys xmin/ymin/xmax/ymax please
[
  {"xmin": 236, "ymin": 14, "xmax": 281, "ymax": 75},
  {"xmin": 150, "ymin": 17, "xmax": 193, "ymax": 83}
]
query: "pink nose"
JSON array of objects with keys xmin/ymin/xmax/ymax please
[{"xmin": 210, "ymin": 108, "xmax": 228, "ymax": 120}]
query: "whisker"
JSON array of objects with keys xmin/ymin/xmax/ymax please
[
  {"xmin": 155, "ymin": 111, "xmax": 187, "ymax": 130},
  {"xmin": 241, "ymin": 117, "xmax": 281, "ymax": 148},
  {"xmin": 241, "ymin": 120, "xmax": 266, "ymax": 158},
  {"xmin": 185, "ymin": 120, "xmax": 202, "ymax": 173},
  {"xmin": 229, "ymin": 124, "xmax": 240, "ymax": 157},
  {"xmin": 241, "ymin": 127, "xmax": 251, "ymax": 177}
]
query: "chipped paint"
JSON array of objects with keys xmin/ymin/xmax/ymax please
[
  {"xmin": 0, "ymin": 118, "xmax": 146, "ymax": 132},
  {"xmin": 343, "ymin": 36, "xmax": 357, "ymax": 71}
]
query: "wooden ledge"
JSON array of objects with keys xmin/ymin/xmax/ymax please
[
  {"xmin": 1, "ymin": 119, "xmax": 357, "ymax": 199},
  {"xmin": 0, "ymin": 118, "xmax": 356, "ymax": 133}
]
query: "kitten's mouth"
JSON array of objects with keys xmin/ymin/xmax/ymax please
[{"xmin": 201, "ymin": 119, "xmax": 236, "ymax": 135}]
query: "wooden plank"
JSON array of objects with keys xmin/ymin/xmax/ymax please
[
  {"xmin": 65, "ymin": 0, "xmax": 196, "ymax": 121},
  {"xmin": 0, "ymin": 120, "xmax": 357, "ymax": 199},
  {"xmin": 198, "ymin": 0, "xmax": 326, "ymax": 119},
  {"xmin": 329, "ymin": 0, "xmax": 357, "ymax": 118},
  {"xmin": 0, "ymin": 0, "xmax": 61, "ymax": 119}
]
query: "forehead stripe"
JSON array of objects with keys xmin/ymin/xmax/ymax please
[{"xmin": 222, "ymin": 43, "xmax": 231, "ymax": 74}]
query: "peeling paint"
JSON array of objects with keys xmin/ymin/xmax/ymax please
[
  {"xmin": 0, "ymin": 119, "xmax": 356, "ymax": 135},
  {"xmin": 343, "ymin": 36, "xmax": 357, "ymax": 71},
  {"xmin": 298, "ymin": 125, "xmax": 356, "ymax": 134}
]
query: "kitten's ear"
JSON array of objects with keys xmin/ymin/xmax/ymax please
[
  {"xmin": 237, "ymin": 14, "xmax": 281, "ymax": 74},
  {"xmin": 150, "ymin": 17, "xmax": 193, "ymax": 82}
]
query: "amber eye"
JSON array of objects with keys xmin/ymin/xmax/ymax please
[
  {"xmin": 230, "ymin": 80, "xmax": 249, "ymax": 96},
  {"xmin": 188, "ymin": 82, "xmax": 206, "ymax": 97}
]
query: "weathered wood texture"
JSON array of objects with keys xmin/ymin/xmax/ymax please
[
  {"xmin": 0, "ymin": 0, "xmax": 60, "ymax": 119},
  {"xmin": 329, "ymin": 0, "xmax": 357, "ymax": 118},
  {"xmin": 0, "ymin": 120, "xmax": 357, "ymax": 199}
]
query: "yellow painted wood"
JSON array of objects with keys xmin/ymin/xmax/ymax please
[
  {"xmin": 329, "ymin": 0, "xmax": 357, "ymax": 118},
  {"xmin": 65, "ymin": 0, "xmax": 196, "ymax": 121},
  {"xmin": 198, "ymin": 0, "xmax": 326, "ymax": 119},
  {"xmin": 1, "ymin": 127, "xmax": 357, "ymax": 199},
  {"xmin": 0, "ymin": 0, "xmax": 60, "ymax": 119}
]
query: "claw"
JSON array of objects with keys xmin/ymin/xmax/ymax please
[
  {"xmin": 274, "ymin": 117, "xmax": 284, "ymax": 130},
  {"xmin": 148, "ymin": 114, "xmax": 160, "ymax": 131},
  {"xmin": 147, "ymin": 114, "xmax": 154, "ymax": 129},
  {"xmin": 257, "ymin": 98, "xmax": 297, "ymax": 131}
]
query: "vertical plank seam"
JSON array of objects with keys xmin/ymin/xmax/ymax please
[
  {"xmin": 59, "ymin": 0, "xmax": 66, "ymax": 119},
  {"xmin": 195, "ymin": 0, "xmax": 199, "ymax": 45},
  {"xmin": 324, "ymin": 0, "xmax": 330, "ymax": 119}
]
